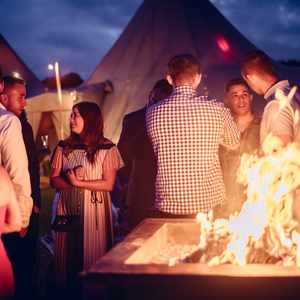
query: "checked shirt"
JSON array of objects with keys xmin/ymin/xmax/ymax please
[{"xmin": 146, "ymin": 86, "xmax": 240, "ymax": 215}]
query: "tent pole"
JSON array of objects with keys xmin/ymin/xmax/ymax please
[{"xmin": 54, "ymin": 62, "xmax": 63, "ymax": 139}]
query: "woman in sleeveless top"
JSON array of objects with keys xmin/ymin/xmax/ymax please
[
  {"xmin": 50, "ymin": 102, "xmax": 124, "ymax": 289},
  {"xmin": 0, "ymin": 166, "xmax": 22, "ymax": 299}
]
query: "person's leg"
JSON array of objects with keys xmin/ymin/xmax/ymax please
[
  {"xmin": 2, "ymin": 233, "xmax": 25, "ymax": 300},
  {"xmin": 23, "ymin": 213, "xmax": 39, "ymax": 298}
]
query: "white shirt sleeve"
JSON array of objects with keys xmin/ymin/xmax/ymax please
[
  {"xmin": 0, "ymin": 114, "xmax": 33, "ymax": 227},
  {"xmin": 260, "ymin": 101, "xmax": 294, "ymax": 146}
]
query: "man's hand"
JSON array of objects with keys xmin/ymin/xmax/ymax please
[
  {"xmin": 66, "ymin": 169, "xmax": 80, "ymax": 187},
  {"xmin": 262, "ymin": 134, "xmax": 285, "ymax": 155},
  {"xmin": 74, "ymin": 165, "xmax": 84, "ymax": 180}
]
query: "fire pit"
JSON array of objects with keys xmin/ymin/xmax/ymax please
[{"xmin": 82, "ymin": 218, "xmax": 300, "ymax": 300}]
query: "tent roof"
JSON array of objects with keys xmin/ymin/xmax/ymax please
[
  {"xmin": 84, "ymin": 0, "xmax": 300, "ymax": 142},
  {"xmin": 0, "ymin": 34, "xmax": 44, "ymax": 97},
  {"xmin": 87, "ymin": 0, "xmax": 258, "ymax": 85}
]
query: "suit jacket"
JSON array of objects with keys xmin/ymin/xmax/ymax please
[
  {"xmin": 118, "ymin": 107, "xmax": 156, "ymax": 228},
  {"xmin": 20, "ymin": 112, "xmax": 41, "ymax": 209}
]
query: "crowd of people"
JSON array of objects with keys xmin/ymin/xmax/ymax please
[{"xmin": 1, "ymin": 50, "xmax": 300, "ymax": 299}]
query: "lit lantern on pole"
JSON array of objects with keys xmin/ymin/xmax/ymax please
[{"xmin": 48, "ymin": 61, "xmax": 64, "ymax": 139}]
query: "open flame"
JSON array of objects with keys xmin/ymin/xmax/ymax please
[{"xmin": 195, "ymin": 86, "xmax": 300, "ymax": 267}]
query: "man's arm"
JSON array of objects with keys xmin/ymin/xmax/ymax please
[
  {"xmin": 0, "ymin": 166, "xmax": 22, "ymax": 233},
  {"xmin": 267, "ymin": 103, "xmax": 293, "ymax": 145},
  {"xmin": 21, "ymin": 118, "xmax": 41, "ymax": 211},
  {"xmin": 0, "ymin": 115, "xmax": 33, "ymax": 228},
  {"xmin": 260, "ymin": 101, "xmax": 293, "ymax": 153},
  {"xmin": 220, "ymin": 107, "xmax": 240, "ymax": 150}
]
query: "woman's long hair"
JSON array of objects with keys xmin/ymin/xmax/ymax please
[{"xmin": 64, "ymin": 101, "xmax": 105, "ymax": 163}]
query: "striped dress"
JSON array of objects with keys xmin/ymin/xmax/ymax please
[{"xmin": 51, "ymin": 141, "xmax": 124, "ymax": 284}]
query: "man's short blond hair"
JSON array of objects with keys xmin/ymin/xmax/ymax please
[
  {"xmin": 167, "ymin": 54, "xmax": 201, "ymax": 84},
  {"xmin": 241, "ymin": 50, "xmax": 277, "ymax": 78}
]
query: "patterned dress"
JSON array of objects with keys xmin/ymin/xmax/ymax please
[{"xmin": 51, "ymin": 141, "xmax": 124, "ymax": 284}]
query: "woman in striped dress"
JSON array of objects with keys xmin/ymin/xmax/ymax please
[{"xmin": 50, "ymin": 102, "xmax": 124, "ymax": 289}]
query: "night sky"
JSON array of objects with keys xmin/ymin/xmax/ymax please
[{"xmin": 0, "ymin": 0, "xmax": 299, "ymax": 80}]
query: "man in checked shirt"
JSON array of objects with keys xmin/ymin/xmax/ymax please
[{"xmin": 146, "ymin": 54, "xmax": 240, "ymax": 218}]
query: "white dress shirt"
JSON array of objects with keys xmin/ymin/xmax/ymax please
[{"xmin": 0, "ymin": 102, "xmax": 33, "ymax": 227}]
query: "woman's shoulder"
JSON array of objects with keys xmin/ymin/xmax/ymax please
[
  {"xmin": 57, "ymin": 140, "xmax": 68, "ymax": 148},
  {"xmin": 57, "ymin": 138, "xmax": 115, "ymax": 151},
  {"xmin": 96, "ymin": 138, "xmax": 115, "ymax": 150}
]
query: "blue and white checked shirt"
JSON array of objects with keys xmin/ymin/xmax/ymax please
[{"xmin": 146, "ymin": 86, "xmax": 240, "ymax": 214}]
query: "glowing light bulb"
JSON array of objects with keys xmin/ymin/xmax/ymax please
[{"xmin": 12, "ymin": 71, "xmax": 21, "ymax": 79}]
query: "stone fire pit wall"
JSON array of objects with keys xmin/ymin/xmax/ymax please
[{"xmin": 82, "ymin": 218, "xmax": 300, "ymax": 300}]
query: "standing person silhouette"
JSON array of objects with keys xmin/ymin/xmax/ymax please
[{"xmin": 0, "ymin": 166, "xmax": 22, "ymax": 299}]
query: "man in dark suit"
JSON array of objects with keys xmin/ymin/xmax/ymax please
[
  {"xmin": 2, "ymin": 75, "xmax": 41, "ymax": 299},
  {"xmin": 118, "ymin": 79, "xmax": 172, "ymax": 230}
]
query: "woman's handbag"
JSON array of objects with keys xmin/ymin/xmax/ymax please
[{"xmin": 51, "ymin": 215, "xmax": 80, "ymax": 232}]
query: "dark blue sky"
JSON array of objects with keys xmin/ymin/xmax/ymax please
[{"xmin": 0, "ymin": 0, "xmax": 299, "ymax": 80}]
